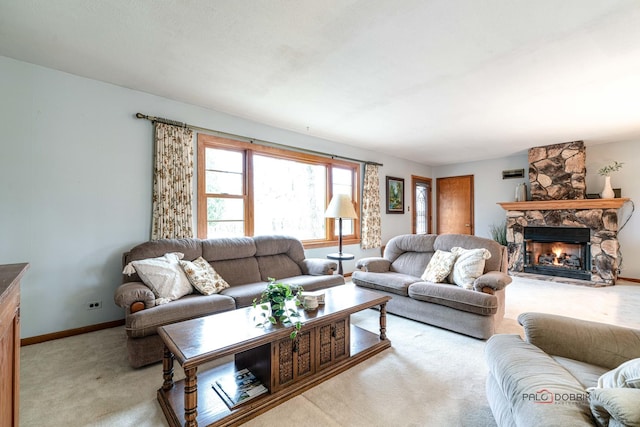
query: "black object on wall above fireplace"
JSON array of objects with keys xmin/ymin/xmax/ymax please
[{"xmin": 524, "ymin": 226, "xmax": 591, "ymax": 281}]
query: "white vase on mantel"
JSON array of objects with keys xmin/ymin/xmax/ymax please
[{"xmin": 601, "ymin": 176, "xmax": 615, "ymax": 199}]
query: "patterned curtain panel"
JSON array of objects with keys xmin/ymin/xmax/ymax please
[
  {"xmin": 151, "ymin": 123, "xmax": 195, "ymax": 240},
  {"xmin": 361, "ymin": 163, "xmax": 382, "ymax": 249}
]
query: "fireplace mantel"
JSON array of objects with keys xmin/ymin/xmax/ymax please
[{"xmin": 498, "ymin": 198, "xmax": 630, "ymax": 211}]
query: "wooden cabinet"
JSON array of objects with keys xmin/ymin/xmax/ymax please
[
  {"xmin": 0, "ymin": 263, "xmax": 29, "ymax": 427},
  {"xmin": 271, "ymin": 329, "xmax": 315, "ymax": 391},
  {"xmin": 271, "ymin": 317, "xmax": 351, "ymax": 391},
  {"xmin": 317, "ymin": 318, "xmax": 350, "ymax": 370}
]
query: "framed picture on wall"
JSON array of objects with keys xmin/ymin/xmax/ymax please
[{"xmin": 386, "ymin": 176, "xmax": 404, "ymax": 214}]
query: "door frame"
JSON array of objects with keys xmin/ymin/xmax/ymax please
[{"xmin": 411, "ymin": 175, "xmax": 433, "ymax": 234}]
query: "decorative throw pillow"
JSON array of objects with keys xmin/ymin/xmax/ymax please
[
  {"xmin": 597, "ymin": 358, "xmax": 640, "ymax": 389},
  {"xmin": 421, "ymin": 250, "xmax": 457, "ymax": 283},
  {"xmin": 449, "ymin": 247, "xmax": 492, "ymax": 289},
  {"xmin": 179, "ymin": 257, "xmax": 230, "ymax": 295},
  {"xmin": 125, "ymin": 252, "xmax": 193, "ymax": 305}
]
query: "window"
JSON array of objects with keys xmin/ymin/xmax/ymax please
[{"xmin": 197, "ymin": 134, "xmax": 360, "ymax": 248}]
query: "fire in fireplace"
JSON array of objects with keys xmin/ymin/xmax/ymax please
[{"xmin": 524, "ymin": 226, "xmax": 591, "ymax": 281}]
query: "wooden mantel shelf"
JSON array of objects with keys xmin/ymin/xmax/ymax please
[{"xmin": 498, "ymin": 198, "xmax": 630, "ymax": 211}]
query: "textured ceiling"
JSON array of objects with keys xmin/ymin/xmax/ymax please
[{"xmin": 2, "ymin": 0, "xmax": 640, "ymax": 165}]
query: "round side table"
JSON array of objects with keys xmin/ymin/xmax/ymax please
[{"xmin": 326, "ymin": 252, "xmax": 355, "ymax": 276}]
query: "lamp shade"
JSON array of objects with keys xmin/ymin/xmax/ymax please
[{"xmin": 324, "ymin": 194, "xmax": 358, "ymax": 219}]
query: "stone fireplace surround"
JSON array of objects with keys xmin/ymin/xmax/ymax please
[
  {"xmin": 500, "ymin": 198, "xmax": 629, "ymax": 286},
  {"xmin": 500, "ymin": 141, "xmax": 631, "ymax": 286}
]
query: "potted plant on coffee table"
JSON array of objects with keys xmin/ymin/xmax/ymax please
[{"xmin": 252, "ymin": 278, "xmax": 303, "ymax": 339}]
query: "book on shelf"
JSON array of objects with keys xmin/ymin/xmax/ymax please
[{"xmin": 212, "ymin": 368, "xmax": 268, "ymax": 409}]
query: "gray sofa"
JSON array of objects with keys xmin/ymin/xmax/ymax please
[
  {"xmin": 486, "ymin": 312, "xmax": 640, "ymax": 427},
  {"xmin": 114, "ymin": 235, "xmax": 344, "ymax": 368},
  {"xmin": 352, "ymin": 233, "xmax": 511, "ymax": 339}
]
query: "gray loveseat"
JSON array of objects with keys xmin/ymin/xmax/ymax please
[
  {"xmin": 352, "ymin": 233, "xmax": 511, "ymax": 339},
  {"xmin": 486, "ymin": 312, "xmax": 640, "ymax": 426},
  {"xmin": 114, "ymin": 235, "xmax": 344, "ymax": 368}
]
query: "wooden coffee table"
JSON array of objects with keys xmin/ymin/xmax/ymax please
[{"xmin": 157, "ymin": 284, "xmax": 391, "ymax": 427}]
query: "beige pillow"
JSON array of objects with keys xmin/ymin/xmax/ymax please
[
  {"xmin": 598, "ymin": 358, "xmax": 640, "ymax": 389},
  {"xmin": 450, "ymin": 247, "xmax": 491, "ymax": 289},
  {"xmin": 421, "ymin": 250, "xmax": 457, "ymax": 283},
  {"xmin": 180, "ymin": 257, "xmax": 230, "ymax": 295},
  {"xmin": 128, "ymin": 252, "xmax": 193, "ymax": 305}
]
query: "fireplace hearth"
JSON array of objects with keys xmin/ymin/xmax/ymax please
[{"xmin": 523, "ymin": 226, "xmax": 591, "ymax": 281}]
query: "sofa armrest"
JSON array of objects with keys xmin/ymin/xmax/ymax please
[
  {"xmin": 301, "ymin": 258, "xmax": 337, "ymax": 275},
  {"xmin": 114, "ymin": 282, "xmax": 156, "ymax": 311},
  {"xmin": 589, "ymin": 388, "xmax": 640, "ymax": 427},
  {"xmin": 355, "ymin": 257, "xmax": 391, "ymax": 273},
  {"xmin": 518, "ymin": 312, "xmax": 640, "ymax": 369},
  {"xmin": 473, "ymin": 271, "xmax": 512, "ymax": 292}
]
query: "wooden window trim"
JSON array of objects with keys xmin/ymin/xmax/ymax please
[{"xmin": 197, "ymin": 134, "xmax": 361, "ymax": 247}]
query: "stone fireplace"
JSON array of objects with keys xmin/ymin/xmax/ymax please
[{"xmin": 500, "ymin": 141, "xmax": 629, "ymax": 286}]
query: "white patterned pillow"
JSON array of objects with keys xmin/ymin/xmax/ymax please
[
  {"xmin": 127, "ymin": 252, "xmax": 193, "ymax": 305},
  {"xmin": 450, "ymin": 247, "xmax": 491, "ymax": 289},
  {"xmin": 597, "ymin": 358, "xmax": 640, "ymax": 389},
  {"xmin": 180, "ymin": 257, "xmax": 230, "ymax": 295},
  {"xmin": 421, "ymin": 250, "xmax": 457, "ymax": 283}
]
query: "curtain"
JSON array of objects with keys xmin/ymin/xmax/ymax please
[
  {"xmin": 151, "ymin": 122, "xmax": 195, "ymax": 240},
  {"xmin": 360, "ymin": 163, "xmax": 382, "ymax": 249}
]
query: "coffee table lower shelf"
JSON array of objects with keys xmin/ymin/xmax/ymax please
[{"xmin": 158, "ymin": 324, "xmax": 389, "ymax": 427}]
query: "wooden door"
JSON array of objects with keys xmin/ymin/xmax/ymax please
[
  {"xmin": 437, "ymin": 175, "xmax": 474, "ymax": 235},
  {"xmin": 411, "ymin": 175, "xmax": 432, "ymax": 234}
]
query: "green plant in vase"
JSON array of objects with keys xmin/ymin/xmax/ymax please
[
  {"xmin": 252, "ymin": 278, "xmax": 303, "ymax": 339},
  {"xmin": 598, "ymin": 161, "xmax": 623, "ymax": 199},
  {"xmin": 489, "ymin": 220, "xmax": 508, "ymax": 246}
]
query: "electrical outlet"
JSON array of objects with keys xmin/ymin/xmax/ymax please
[{"xmin": 87, "ymin": 301, "xmax": 102, "ymax": 310}]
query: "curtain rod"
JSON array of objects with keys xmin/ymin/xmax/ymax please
[{"xmin": 135, "ymin": 112, "xmax": 383, "ymax": 167}]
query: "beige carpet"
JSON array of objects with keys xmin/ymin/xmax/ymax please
[{"xmin": 20, "ymin": 276, "xmax": 640, "ymax": 427}]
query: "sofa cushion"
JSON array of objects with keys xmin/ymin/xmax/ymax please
[
  {"xmin": 384, "ymin": 234, "xmax": 438, "ymax": 262},
  {"xmin": 210, "ymin": 258, "xmax": 262, "ymax": 286},
  {"xmin": 179, "ymin": 256, "xmax": 230, "ymax": 295},
  {"xmin": 450, "ymin": 247, "xmax": 491, "ymax": 289},
  {"xmin": 390, "ymin": 252, "xmax": 433, "ymax": 278},
  {"xmin": 130, "ymin": 252, "xmax": 193, "ymax": 305},
  {"xmin": 126, "ymin": 293, "xmax": 236, "ymax": 337},
  {"xmin": 421, "ymin": 250, "xmax": 457, "ymax": 283},
  {"xmin": 384, "ymin": 234, "xmax": 436, "ymax": 277},
  {"xmin": 256, "ymin": 254, "xmax": 303, "ymax": 282},
  {"xmin": 351, "ymin": 271, "xmax": 417, "ymax": 296},
  {"xmin": 408, "ymin": 282, "xmax": 498, "ymax": 315},
  {"xmin": 220, "ymin": 282, "xmax": 272, "ymax": 308},
  {"xmin": 254, "ymin": 235, "xmax": 305, "ymax": 261},
  {"xmin": 552, "ymin": 355, "xmax": 608, "ymax": 389},
  {"xmin": 201, "ymin": 237, "xmax": 256, "ymax": 261}
]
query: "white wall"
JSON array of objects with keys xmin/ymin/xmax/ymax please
[
  {"xmin": 586, "ymin": 141, "xmax": 639, "ymax": 279},
  {"xmin": 434, "ymin": 142, "xmax": 640, "ymax": 279},
  {"xmin": 0, "ymin": 56, "xmax": 430, "ymax": 338}
]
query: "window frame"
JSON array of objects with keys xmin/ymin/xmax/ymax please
[{"xmin": 197, "ymin": 134, "xmax": 361, "ymax": 249}]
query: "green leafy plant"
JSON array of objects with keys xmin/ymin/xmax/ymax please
[
  {"xmin": 252, "ymin": 278, "xmax": 303, "ymax": 340},
  {"xmin": 598, "ymin": 161, "xmax": 624, "ymax": 176},
  {"xmin": 489, "ymin": 221, "xmax": 508, "ymax": 246}
]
